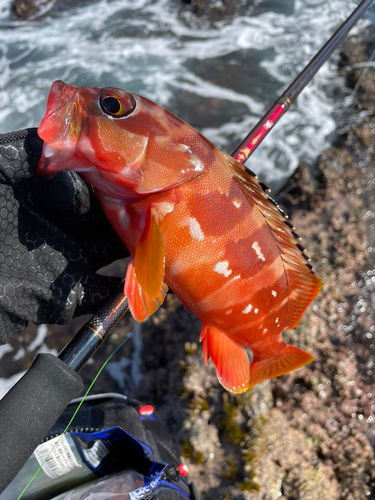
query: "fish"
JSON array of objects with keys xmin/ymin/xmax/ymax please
[{"xmin": 36, "ymin": 80, "xmax": 322, "ymax": 393}]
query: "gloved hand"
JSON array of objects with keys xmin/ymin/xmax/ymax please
[{"xmin": 0, "ymin": 128, "xmax": 128, "ymax": 344}]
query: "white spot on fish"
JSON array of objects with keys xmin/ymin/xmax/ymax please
[
  {"xmin": 263, "ymin": 328, "xmax": 268, "ymax": 335},
  {"xmin": 225, "ymin": 309, "xmax": 232, "ymax": 315},
  {"xmin": 187, "ymin": 217, "xmax": 204, "ymax": 241},
  {"xmin": 252, "ymin": 241, "xmax": 265, "ymax": 261},
  {"xmin": 214, "ymin": 261, "xmax": 232, "ymax": 277},
  {"xmin": 43, "ymin": 144, "xmax": 59, "ymax": 158},
  {"xmin": 254, "ymin": 308, "xmax": 259, "ymax": 314},
  {"xmin": 272, "ymin": 290, "xmax": 277, "ymax": 297},
  {"xmin": 242, "ymin": 304, "xmax": 252, "ymax": 314},
  {"xmin": 231, "ymin": 274, "xmax": 241, "ymax": 281},
  {"xmin": 233, "ymin": 199, "xmax": 242, "ymax": 208},
  {"xmin": 275, "ymin": 317, "xmax": 279, "ymax": 323}
]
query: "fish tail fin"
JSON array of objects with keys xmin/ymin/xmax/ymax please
[
  {"xmin": 200, "ymin": 324, "xmax": 250, "ymax": 394},
  {"xmin": 125, "ymin": 258, "xmax": 168, "ymax": 322},
  {"xmin": 247, "ymin": 343, "xmax": 314, "ymax": 389},
  {"xmin": 200, "ymin": 326, "xmax": 313, "ymax": 393}
]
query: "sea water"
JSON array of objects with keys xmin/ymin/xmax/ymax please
[{"xmin": 0, "ymin": 0, "xmax": 372, "ymax": 188}]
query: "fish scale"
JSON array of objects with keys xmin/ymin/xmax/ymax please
[{"xmin": 36, "ymin": 80, "xmax": 322, "ymax": 393}]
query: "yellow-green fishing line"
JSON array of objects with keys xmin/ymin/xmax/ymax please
[{"xmin": 17, "ymin": 328, "xmax": 135, "ymax": 500}]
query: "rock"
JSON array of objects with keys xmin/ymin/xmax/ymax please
[
  {"xmin": 11, "ymin": 0, "xmax": 38, "ymax": 19},
  {"xmin": 241, "ymin": 408, "xmax": 339, "ymax": 498}
]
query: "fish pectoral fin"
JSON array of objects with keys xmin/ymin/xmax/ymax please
[
  {"xmin": 134, "ymin": 208, "xmax": 165, "ymax": 298},
  {"xmin": 248, "ymin": 343, "xmax": 314, "ymax": 389},
  {"xmin": 125, "ymin": 257, "xmax": 168, "ymax": 322},
  {"xmin": 200, "ymin": 324, "xmax": 250, "ymax": 394}
]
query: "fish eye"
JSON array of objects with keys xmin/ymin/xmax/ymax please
[
  {"xmin": 102, "ymin": 96, "xmax": 121, "ymax": 114},
  {"xmin": 99, "ymin": 91, "xmax": 136, "ymax": 118}
]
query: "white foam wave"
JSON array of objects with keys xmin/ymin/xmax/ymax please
[{"xmin": 0, "ymin": 0, "xmax": 370, "ymax": 188}]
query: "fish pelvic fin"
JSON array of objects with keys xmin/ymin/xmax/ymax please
[
  {"xmin": 200, "ymin": 324, "xmax": 250, "ymax": 394},
  {"xmin": 125, "ymin": 257, "xmax": 168, "ymax": 322},
  {"xmin": 248, "ymin": 343, "xmax": 314, "ymax": 389},
  {"xmin": 134, "ymin": 208, "xmax": 165, "ymax": 298}
]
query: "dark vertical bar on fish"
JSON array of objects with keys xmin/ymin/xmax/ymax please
[{"xmin": 232, "ymin": 0, "xmax": 375, "ymax": 163}]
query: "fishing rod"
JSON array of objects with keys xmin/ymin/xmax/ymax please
[
  {"xmin": 58, "ymin": 281, "xmax": 128, "ymax": 372},
  {"xmin": 232, "ymin": 0, "xmax": 375, "ymax": 163},
  {"xmin": 0, "ymin": 0, "xmax": 374, "ymax": 492}
]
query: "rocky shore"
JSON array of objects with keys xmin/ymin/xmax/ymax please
[{"xmin": 3, "ymin": 3, "xmax": 375, "ymax": 498}]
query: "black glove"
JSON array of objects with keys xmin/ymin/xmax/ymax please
[{"xmin": 0, "ymin": 128, "xmax": 128, "ymax": 344}]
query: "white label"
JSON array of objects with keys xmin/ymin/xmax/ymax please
[
  {"xmin": 82, "ymin": 440, "xmax": 109, "ymax": 469},
  {"xmin": 129, "ymin": 474, "xmax": 162, "ymax": 500},
  {"xmin": 34, "ymin": 434, "xmax": 82, "ymax": 479}
]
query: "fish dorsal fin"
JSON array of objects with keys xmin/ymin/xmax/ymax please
[{"xmin": 226, "ymin": 155, "xmax": 322, "ymax": 330}]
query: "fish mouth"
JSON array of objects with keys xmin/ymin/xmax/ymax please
[
  {"xmin": 38, "ymin": 80, "xmax": 85, "ymax": 148},
  {"xmin": 37, "ymin": 80, "xmax": 92, "ymax": 177}
]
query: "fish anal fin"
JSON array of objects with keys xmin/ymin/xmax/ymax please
[
  {"xmin": 125, "ymin": 258, "xmax": 168, "ymax": 322},
  {"xmin": 200, "ymin": 324, "xmax": 250, "ymax": 394},
  {"xmin": 248, "ymin": 343, "xmax": 313, "ymax": 389},
  {"xmin": 134, "ymin": 208, "xmax": 165, "ymax": 298}
]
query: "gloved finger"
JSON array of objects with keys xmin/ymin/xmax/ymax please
[
  {"xmin": 0, "ymin": 128, "xmax": 42, "ymax": 184},
  {"xmin": 31, "ymin": 170, "xmax": 92, "ymax": 216},
  {"xmin": 30, "ymin": 171, "xmax": 129, "ymax": 270}
]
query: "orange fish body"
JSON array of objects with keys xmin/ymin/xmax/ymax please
[{"xmin": 37, "ymin": 80, "xmax": 322, "ymax": 393}]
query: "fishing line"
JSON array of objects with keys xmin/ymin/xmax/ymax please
[
  {"xmin": 336, "ymin": 44, "xmax": 375, "ymax": 127},
  {"xmin": 17, "ymin": 326, "xmax": 136, "ymax": 500},
  {"xmin": 277, "ymin": 41, "xmax": 375, "ymax": 204}
]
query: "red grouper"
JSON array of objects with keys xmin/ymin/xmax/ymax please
[{"xmin": 36, "ymin": 80, "xmax": 322, "ymax": 393}]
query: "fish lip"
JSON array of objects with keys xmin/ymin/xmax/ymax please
[{"xmin": 38, "ymin": 80, "xmax": 85, "ymax": 146}]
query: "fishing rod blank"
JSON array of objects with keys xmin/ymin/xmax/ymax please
[
  {"xmin": 232, "ymin": 0, "xmax": 375, "ymax": 163},
  {"xmin": 58, "ymin": 281, "xmax": 128, "ymax": 372}
]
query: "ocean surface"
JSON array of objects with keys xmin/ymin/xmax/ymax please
[
  {"xmin": 0, "ymin": 0, "xmax": 373, "ymax": 188},
  {"xmin": 0, "ymin": 0, "xmax": 374, "ymax": 392}
]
